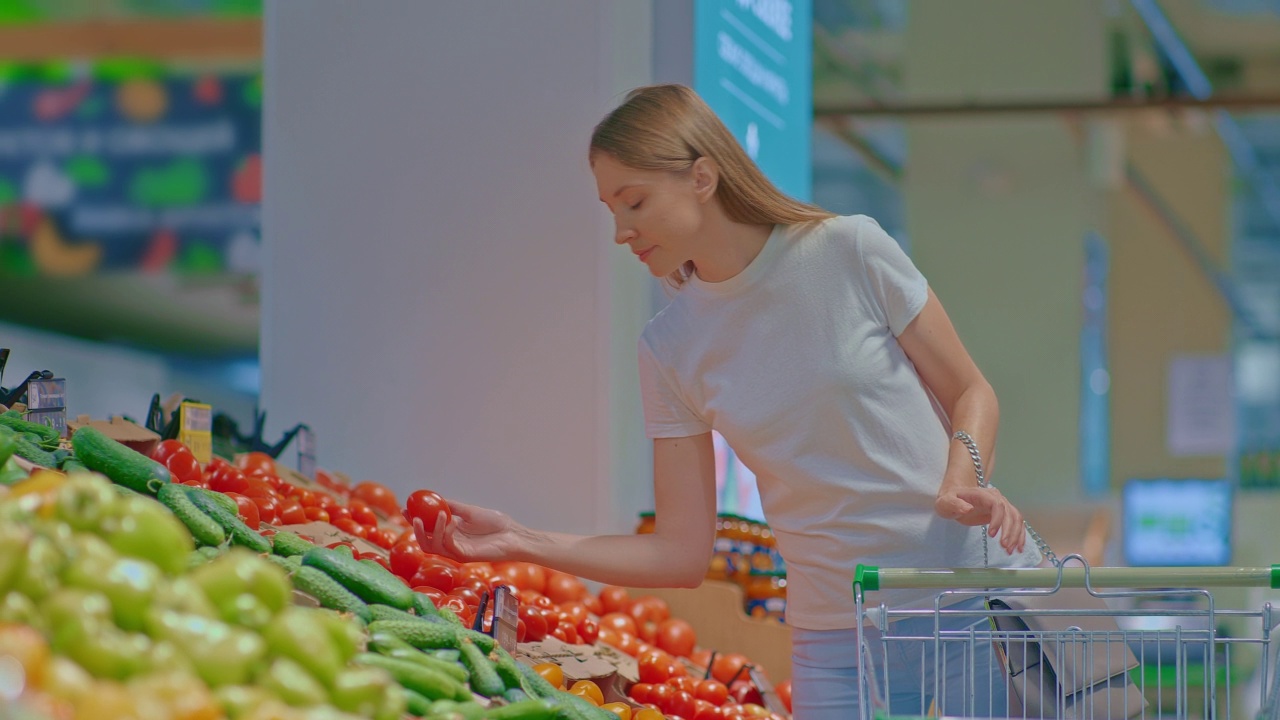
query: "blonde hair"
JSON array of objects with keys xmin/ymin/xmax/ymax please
[{"xmin": 590, "ymin": 84, "xmax": 834, "ymax": 286}]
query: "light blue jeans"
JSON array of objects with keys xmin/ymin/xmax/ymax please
[{"xmin": 791, "ymin": 597, "xmax": 1008, "ymax": 720}]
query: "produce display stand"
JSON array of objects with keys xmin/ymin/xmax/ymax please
[{"xmin": 0, "ymin": 378, "xmax": 796, "ymax": 720}]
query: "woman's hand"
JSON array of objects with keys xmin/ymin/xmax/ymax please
[
  {"xmin": 935, "ymin": 485, "xmax": 1026, "ymax": 555},
  {"xmin": 412, "ymin": 499, "xmax": 521, "ymax": 563}
]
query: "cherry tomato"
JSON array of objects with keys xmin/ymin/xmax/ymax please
[
  {"xmin": 348, "ymin": 500, "xmax": 379, "ymax": 527},
  {"xmin": 667, "ymin": 676, "xmax": 697, "ymax": 695},
  {"xmin": 628, "ymin": 596, "xmax": 671, "ymax": 625},
  {"xmin": 278, "ymin": 500, "xmax": 307, "ymax": 525},
  {"xmin": 412, "ymin": 586, "xmax": 447, "ymax": 605},
  {"xmin": 332, "ymin": 517, "xmax": 362, "ymax": 536},
  {"xmin": 450, "ymin": 586, "xmax": 483, "ymax": 607},
  {"xmin": 368, "ymin": 527, "xmax": 399, "ymax": 550},
  {"xmin": 404, "ymin": 489, "xmax": 451, "ymax": 527},
  {"xmin": 600, "ymin": 612, "xmax": 638, "ymax": 637},
  {"xmin": 225, "ymin": 492, "xmax": 261, "ymax": 529},
  {"xmin": 552, "ymin": 620, "xmax": 580, "ymax": 645},
  {"xmin": 363, "ymin": 554, "xmax": 393, "ymax": 573},
  {"xmin": 234, "ymin": 451, "xmax": 277, "ymax": 477},
  {"xmin": 327, "ymin": 541, "xmax": 356, "ymax": 552},
  {"xmin": 533, "ymin": 663, "xmax": 564, "ymax": 689},
  {"xmin": 303, "ymin": 506, "xmax": 330, "ymax": 523},
  {"xmin": 327, "ymin": 506, "xmax": 352, "ymax": 524},
  {"xmin": 664, "ymin": 689, "xmax": 697, "ymax": 719},
  {"xmin": 441, "ymin": 596, "xmax": 469, "ymax": 616},
  {"xmin": 578, "ymin": 617, "xmax": 600, "ymax": 645},
  {"xmin": 351, "ymin": 481, "xmax": 400, "ymax": 517},
  {"xmin": 241, "ymin": 477, "xmax": 276, "ymax": 500},
  {"xmin": 692, "ymin": 700, "xmax": 725, "ymax": 720},
  {"xmin": 638, "ymin": 650, "xmax": 680, "ymax": 685}
]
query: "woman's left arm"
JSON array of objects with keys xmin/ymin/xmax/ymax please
[{"xmin": 896, "ymin": 287, "xmax": 1026, "ymax": 554}]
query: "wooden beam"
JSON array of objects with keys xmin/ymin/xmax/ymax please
[{"xmin": 0, "ymin": 18, "xmax": 261, "ymax": 61}]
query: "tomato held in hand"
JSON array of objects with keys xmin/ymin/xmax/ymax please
[{"xmin": 404, "ymin": 490, "xmax": 451, "ymax": 527}]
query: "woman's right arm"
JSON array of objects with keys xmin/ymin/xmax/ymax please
[{"xmin": 414, "ymin": 432, "xmax": 719, "ymax": 588}]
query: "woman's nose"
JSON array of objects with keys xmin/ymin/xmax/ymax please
[{"xmin": 615, "ymin": 225, "xmax": 636, "ymax": 245}]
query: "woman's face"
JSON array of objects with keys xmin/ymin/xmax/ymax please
[{"xmin": 592, "ymin": 153, "xmax": 712, "ymax": 277}]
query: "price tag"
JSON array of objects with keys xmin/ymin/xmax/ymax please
[
  {"xmin": 491, "ymin": 585, "xmax": 519, "ymax": 653},
  {"xmin": 26, "ymin": 377, "xmax": 67, "ymax": 439},
  {"xmin": 178, "ymin": 402, "xmax": 213, "ymax": 464},
  {"xmin": 296, "ymin": 425, "xmax": 316, "ymax": 479}
]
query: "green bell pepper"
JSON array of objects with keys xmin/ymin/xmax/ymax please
[
  {"xmin": 260, "ymin": 656, "xmax": 330, "ymax": 708},
  {"xmin": 190, "ymin": 549, "xmax": 292, "ymax": 628},
  {"xmin": 108, "ymin": 494, "xmax": 194, "ymax": 576},
  {"xmin": 53, "ymin": 473, "xmax": 120, "ymax": 533},
  {"xmin": 145, "ymin": 609, "xmax": 267, "ymax": 687}
]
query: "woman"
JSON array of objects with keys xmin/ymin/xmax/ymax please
[{"xmin": 415, "ymin": 84, "xmax": 1040, "ymax": 718}]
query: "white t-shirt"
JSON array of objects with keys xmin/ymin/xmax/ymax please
[{"xmin": 637, "ymin": 214, "xmax": 1040, "ymax": 630}]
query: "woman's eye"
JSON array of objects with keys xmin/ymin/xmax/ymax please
[{"xmin": 630, "ymin": 200, "xmax": 643, "ymax": 210}]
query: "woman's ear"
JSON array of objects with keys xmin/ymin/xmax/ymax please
[{"xmin": 691, "ymin": 157, "xmax": 719, "ymax": 203}]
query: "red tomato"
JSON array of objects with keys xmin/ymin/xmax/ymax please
[
  {"xmin": 240, "ymin": 477, "xmax": 275, "ymax": 500},
  {"xmin": 365, "ymin": 528, "xmax": 398, "ymax": 549},
  {"xmin": 774, "ymin": 679, "xmax": 791, "ymax": 713},
  {"xmin": 656, "ymin": 618, "xmax": 697, "ymax": 658},
  {"xmin": 303, "ymin": 506, "xmax": 330, "ymax": 523},
  {"xmin": 413, "ymin": 586, "xmax": 447, "ymax": 605},
  {"xmin": 711, "ymin": 653, "xmax": 750, "ymax": 686},
  {"xmin": 664, "ymin": 690, "xmax": 697, "ymax": 719},
  {"xmin": 600, "ymin": 612, "xmax": 638, "ymax": 637},
  {"xmin": 518, "ymin": 605, "xmax": 549, "ymax": 641},
  {"xmin": 638, "ymin": 650, "xmax": 679, "ymax": 685},
  {"xmin": 728, "ymin": 679, "xmax": 762, "ymax": 707},
  {"xmin": 629, "ymin": 683, "xmax": 656, "ymax": 705},
  {"xmin": 348, "ymin": 500, "xmax": 379, "ymax": 527},
  {"xmin": 295, "ymin": 489, "xmax": 319, "ymax": 508},
  {"xmin": 599, "ymin": 585, "xmax": 631, "ymax": 614},
  {"xmin": 583, "ymin": 594, "xmax": 603, "ymax": 616},
  {"xmin": 648, "ymin": 683, "xmax": 674, "ymax": 708},
  {"xmin": 404, "ymin": 489, "xmax": 451, "ymax": 527},
  {"xmin": 695, "ymin": 679, "xmax": 729, "ymax": 706},
  {"xmin": 543, "ymin": 572, "xmax": 585, "ymax": 605},
  {"xmin": 162, "ymin": 452, "xmax": 202, "ymax": 484},
  {"xmin": 556, "ymin": 621, "xmax": 581, "ymax": 644},
  {"xmin": 235, "ymin": 451, "xmax": 277, "ymax": 477},
  {"xmin": 251, "ymin": 495, "xmax": 280, "ymax": 525},
  {"xmin": 690, "ymin": 649, "xmax": 713, "ymax": 670},
  {"xmin": 278, "ymin": 500, "xmax": 307, "ymax": 525},
  {"xmin": 577, "ymin": 617, "xmax": 599, "ymax": 645},
  {"xmin": 151, "ymin": 439, "xmax": 193, "ymax": 464},
  {"xmin": 414, "ymin": 564, "xmax": 458, "ymax": 593},
  {"xmin": 327, "ymin": 506, "xmax": 352, "ymax": 524},
  {"xmin": 692, "ymin": 700, "xmax": 725, "ymax": 720},
  {"xmin": 363, "ymin": 554, "xmax": 393, "ymax": 573},
  {"xmin": 441, "ymin": 596, "xmax": 469, "ymax": 616},
  {"xmin": 351, "ymin": 481, "xmax": 400, "ymax": 517},
  {"xmin": 667, "ymin": 676, "xmax": 697, "ymax": 695},
  {"xmin": 450, "ymin": 586, "xmax": 483, "ymax": 607},
  {"xmin": 209, "ymin": 466, "xmax": 249, "ymax": 495},
  {"xmin": 225, "ymin": 492, "xmax": 260, "ymax": 529},
  {"xmin": 327, "ymin": 541, "xmax": 356, "ymax": 552},
  {"xmin": 332, "ymin": 517, "xmax": 361, "ymax": 536},
  {"xmin": 559, "ymin": 601, "xmax": 589, "ymax": 627},
  {"xmin": 629, "ymin": 596, "xmax": 671, "ymax": 625},
  {"xmin": 637, "ymin": 620, "xmax": 658, "ymax": 644},
  {"xmin": 389, "ymin": 542, "xmax": 427, "ymax": 579}
]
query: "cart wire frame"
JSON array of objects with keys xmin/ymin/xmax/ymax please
[{"xmin": 850, "ymin": 555, "xmax": 1280, "ymax": 720}]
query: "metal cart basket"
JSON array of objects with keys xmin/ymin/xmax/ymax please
[{"xmin": 850, "ymin": 556, "xmax": 1280, "ymax": 720}]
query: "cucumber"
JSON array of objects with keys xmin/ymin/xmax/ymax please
[
  {"xmin": 457, "ymin": 637, "xmax": 504, "ymax": 698},
  {"xmin": 403, "ymin": 687, "xmax": 432, "ymax": 717},
  {"xmin": 191, "ymin": 487, "xmax": 239, "ymax": 517},
  {"xmin": 12, "ymin": 434, "xmax": 56, "ymax": 468},
  {"xmin": 425, "ymin": 700, "xmax": 488, "ymax": 720},
  {"xmin": 0, "ymin": 411, "xmax": 60, "ymax": 450},
  {"xmin": 436, "ymin": 605, "xmax": 466, "ymax": 627},
  {"xmin": 485, "ymin": 699, "xmax": 559, "ymax": 720},
  {"xmin": 369, "ymin": 603, "xmax": 445, "ymax": 627},
  {"xmin": 412, "ymin": 591, "xmax": 441, "ymax": 618},
  {"xmin": 183, "ymin": 486, "xmax": 271, "ymax": 553},
  {"xmin": 0, "ymin": 427, "xmax": 16, "ymax": 467},
  {"xmin": 368, "ymin": 630, "xmax": 417, "ymax": 655},
  {"xmin": 367, "ymin": 618, "xmax": 496, "ymax": 654},
  {"xmin": 292, "ymin": 566, "xmax": 373, "ymax": 622},
  {"xmin": 502, "ymin": 687, "xmax": 532, "ymax": 704},
  {"xmin": 264, "ymin": 554, "xmax": 302, "ymax": 574},
  {"xmin": 431, "ymin": 649, "xmax": 462, "ymax": 664},
  {"xmin": 383, "ymin": 648, "xmax": 470, "ymax": 684},
  {"xmin": 269, "ymin": 530, "xmax": 316, "ymax": 557},
  {"xmin": 492, "ymin": 648, "xmax": 530, "ymax": 692},
  {"xmin": 71, "ymin": 427, "xmax": 170, "ymax": 495},
  {"xmin": 353, "ymin": 653, "xmax": 471, "ymax": 702},
  {"xmin": 157, "ymin": 483, "xmax": 226, "ymax": 547},
  {"xmin": 301, "ymin": 548, "xmax": 414, "ymax": 610}
]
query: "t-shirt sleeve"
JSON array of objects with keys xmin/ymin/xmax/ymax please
[
  {"xmin": 854, "ymin": 216, "xmax": 929, "ymax": 337},
  {"xmin": 637, "ymin": 336, "xmax": 711, "ymax": 439}
]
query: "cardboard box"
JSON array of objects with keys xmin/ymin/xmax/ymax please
[{"xmin": 68, "ymin": 415, "xmax": 161, "ymax": 456}]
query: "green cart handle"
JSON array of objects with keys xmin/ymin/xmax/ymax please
[{"xmin": 854, "ymin": 564, "xmax": 1280, "ymax": 593}]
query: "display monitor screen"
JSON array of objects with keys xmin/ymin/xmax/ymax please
[{"xmin": 1122, "ymin": 478, "xmax": 1233, "ymax": 566}]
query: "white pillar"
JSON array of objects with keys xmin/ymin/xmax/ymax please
[{"xmin": 261, "ymin": 1, "xmax": 654, "ymax": 534}]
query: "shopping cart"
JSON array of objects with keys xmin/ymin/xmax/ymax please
[{"xmin": 850, "ymin": 556, "xmax": 1280, "ymax": 720}]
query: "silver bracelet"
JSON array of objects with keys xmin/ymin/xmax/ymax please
[{"xmin": 952, "ymin": 430, "xmax": 1058, "ymax": 567}]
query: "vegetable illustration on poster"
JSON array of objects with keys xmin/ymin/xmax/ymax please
[{"xmin": 0, "ymin": 68, "xmax": 262, "ymax": 278}]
